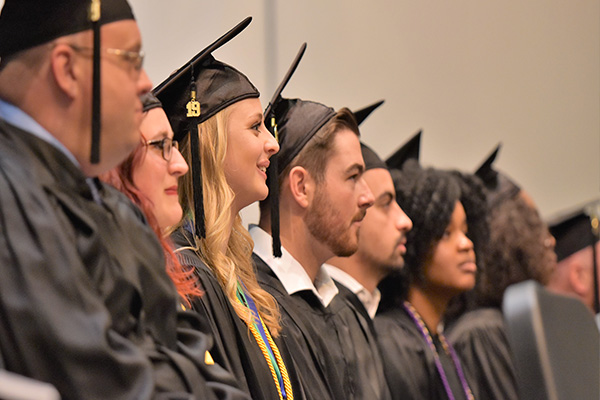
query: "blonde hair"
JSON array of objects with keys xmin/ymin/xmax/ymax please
[{"xmin": 178, "ymin": 108, "xmax": 281, "ymax": 335}]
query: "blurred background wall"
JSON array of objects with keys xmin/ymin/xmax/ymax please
[{"xmin": 5, "ymin": 0, "xmax": 597, "ymax": 221}]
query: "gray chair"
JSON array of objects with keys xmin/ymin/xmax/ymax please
[{"xmin": 503, "ymin": 280, "xmax": 600, "ymax": 400}]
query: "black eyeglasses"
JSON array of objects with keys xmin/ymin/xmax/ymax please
[
  {"xmin": 147, "ymin": 137, "xmax": 179, "ymax": 161},
  {"xmin": 66, "ymin": 44, "xmax": 145, "ymax": 71}
]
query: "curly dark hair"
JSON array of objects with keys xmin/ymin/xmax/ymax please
[
  {"xmin": 473, "ymin": 193, "xmax": 556, "ymax": 308},
  {"xmin": 378, "ymin": 161, "xmax": 489, "ymax": 312}
]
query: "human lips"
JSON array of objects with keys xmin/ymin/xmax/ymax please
[
  {"xmin": 459, "ymin": 259, "xmax": 477, "ymax": 273},
  {"xmin": 257, "ymin": 160, "xmax": 270, "ymax": 179},
  {"xmin": 165, "ymin": 185, "xmax": 178, "ymax": 195}
]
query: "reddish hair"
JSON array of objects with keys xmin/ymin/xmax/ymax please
[{"xmin": 101, "ymin": 137, "xmax": 202, "ymax": 306}]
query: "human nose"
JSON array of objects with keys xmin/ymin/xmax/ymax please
[
  {"xmin": 137, "ymin": 69, "xmax": 153, "ymax": 96},
  {"xmin": 168, "ymin": 146, "xmax": 189, "ymax": 177},
  {"xmin": 458, "ymin": 231, "xmax": 474, "ymax": 252},
  {"xmin": 357, "ymin": 177, "xmax": 375, "ymax": 209},
  {"xmin": 394, "ymin": 203, "xmax": 412, "ymax": 232},
  {"xmin": 262, "ymin": 124, "xmax": 279, "ymax": 157}
]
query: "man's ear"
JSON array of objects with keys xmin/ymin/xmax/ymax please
[
  {"xmin": 569, "ymin": 258, "xmax": 592, "ymax": 297},
  {"xmin": 287, "ymin": 166, "xmax": 314, "ymax": 209},
  {"xmin": 49, "ymin": 43, "xmax": 80, "ymax": 99}
]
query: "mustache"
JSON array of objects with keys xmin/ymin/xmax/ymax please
[{"xmin": 352, "ymin": 209, "xmax": 367, "ymax": 223}]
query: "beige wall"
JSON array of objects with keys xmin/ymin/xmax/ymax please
[{"xmin": 5, "ymin": 0, "xmax": 595, "ymax": 220}]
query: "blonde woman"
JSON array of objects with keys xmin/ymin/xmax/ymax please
[{"xmin": 155, "ymin": 19, "xmax": 297, "ymax": 400}]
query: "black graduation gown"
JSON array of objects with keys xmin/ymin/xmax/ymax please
[
  {"xmin": 333, "ymin": 282, "xmax": 392, "ymax": 400},
  {"xmin": 445, "ymin": 308, "xmax": 520, "ymax": 400},
  {"xmin": 0, "ymin": 120, "xmax": 248, "ymax": 400},
  {"xmin": 173, "ymin": 229, "xmax": 301, "ymax": 400},
  {"xmin": 375, "ymin": 307, "xmax": 471, "ymax": 400},
  {"xmin": 254, "ymin": 253, "xmax": 366, "ymax": 400}
]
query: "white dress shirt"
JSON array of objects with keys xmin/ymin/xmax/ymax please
[
  {"xmin": 324, "ymin": 264, "xmax": 381, "ymax": 319},
  {"xmin": 250, "ymin": 225, "xmax": 338, "ymax": 307}
]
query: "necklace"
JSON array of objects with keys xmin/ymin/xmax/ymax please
[
  {"xmin": 403, "ymin": 301, "xmax": 474, "ymax": 400},
  {"xmin": 236, "ymin": 281, "xmax": 293, "ymax": 400}
]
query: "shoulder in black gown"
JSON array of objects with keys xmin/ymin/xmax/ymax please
[
  {"xmin": 173, "ymin": 228, "xmax": 301, "ymax": 400},
  {"xmin": 0, "ymin": 120, "xmax": 248, "ymax": 399}
]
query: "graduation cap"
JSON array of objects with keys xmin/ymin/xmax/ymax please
[
  {"xmin": 154, "ymin": 17, "xmax": 256, "ymax": 238},
  {"xmin": 0, "ymin": 0, "xmax": 135, "ymax": 165},
  {"xmin": 474, "ymin": 144, "xmax": 521, "ymax": 208},
  {"xmin": 385, "ymin": 130, "xmax": 422, "ymax": 170},
  {"xmin": 351, "ymin": 100, "xmax": 387, "ymax": 171},
  {"xmin": 549, "ymin": 200, "xmax": 600, "ymax": 313},
  {"xmin": 353, "ymin": 100, "xmax": 384, "ymax": 126},
  {"xmin": 141, "ymin": 92, "xmax": 162, "ymax": 113},
  {"xmin": 261, "ymin": 43, "xmax": 307, "ymax": 257}
]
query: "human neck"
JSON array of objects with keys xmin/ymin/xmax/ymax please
[
  {"xmin": 327, "ymin": 255, "xmax": 381, "ymax": 293},
  {"xmin": 407, "ymin": 285, "xmax": 450, "ymax": 335},
  {"xmin": 264, "ymin": 209, "xmax": 330, "ymax": 283}
]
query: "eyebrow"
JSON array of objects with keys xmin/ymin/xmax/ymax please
[
  {"xmin": 345, "ymin": 163, "xmax": 364, "ymax": 175},
  {"xmin": 376, "ymin": 192, "xmax": 394, "ymax": 204},
  {"xmin": 248, "ymin": 112, "xmax": 263, "ymax": 122}
]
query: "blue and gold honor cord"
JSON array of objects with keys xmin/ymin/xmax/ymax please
[{"xmin": 236, "ymin": 281, "xmax": 293, "ymax": 400}]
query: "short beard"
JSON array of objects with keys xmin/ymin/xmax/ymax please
[{"xmin": 305, "ymin": 183, "xmax": 359, "ymax": 257}]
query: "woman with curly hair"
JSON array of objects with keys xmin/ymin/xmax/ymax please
[
  {"xmin": 445, "ymin": 147, "xmax": 556, "ymax": 400},
  {"xmin": 375, "ymin": 160, "xmax": 489, "ymax": 400},
  {"xmin": 154, "ymin": 21, "xmax": 298, "ymax": 400}
]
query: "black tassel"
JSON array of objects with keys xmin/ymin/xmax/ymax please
[
  {"xmin": 268, "ymin": 116, "xmax": 282, "ymax": 257},
  {"xmin": 269, "ymin": 153, "xmax": 281, "ymax": 257},
  {"xmin": 189, "ymin": 120, "xmax": 205, "ymax": 238},
  {"xmin": 90, "ymin": 0, "xmax": 101, "ymax": 164}
]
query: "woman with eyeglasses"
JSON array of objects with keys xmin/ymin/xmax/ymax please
[{"xmin": 101, "ymin": 93, "xmax": 201, "ymax": 303}]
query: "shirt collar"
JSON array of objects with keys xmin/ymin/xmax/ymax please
[
  {"xmin": 250, "ymin": 224, "xmax": 338, "ymax": 307},
  {"xmin": 0, "ymin": 98, "xmax": 79, "ymax": 167},
  {"xmin": 324, "ymin": 264, "xmax": 381, "ymax": 318}
]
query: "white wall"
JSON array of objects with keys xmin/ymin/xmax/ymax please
[
  {"xmin": 130, "ymin": 0, "xmax": 599, "ymax": 222},
  {"xmin": 3, "ymin": 0, "xmax": 597, "ymax": 221}
]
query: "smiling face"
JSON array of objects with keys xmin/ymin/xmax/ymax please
[
  {"xmin": 305, "ymin": 128, "xmax": 375, "ymax": 257},
  {"xmin": 223, "ymin": 97, "xmax": 279, "ymax": 213},
  {"xmin": 355, "ymin": 168, "xmax": 413, "ymax": 275},
  {"xmin": 422, "ymin": 201, "xmax": 477, "ymax": 298},
  {"xmin": 132, "ymin": 107, "xmax": 188, "ymax": 231}
]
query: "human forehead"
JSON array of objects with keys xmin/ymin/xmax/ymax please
[
  {"xmin": 363, "ymin": 168, "xmax": 394, "ymax": 199},
  {"xmin": 100, "ymin": 19, "xmax": 142, "ymax": 49},
  {"xmin": 324, "ymin": 128, "xmax": 363, "ymax": 172},
  {"xmin": 227, "ymin": 97, "xmax": 263, "ymax": 120},
  {"xmin": 140, "ymin": 108, "xmax": 173, "ymax": 139}
]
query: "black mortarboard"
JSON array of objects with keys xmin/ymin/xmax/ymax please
[
  {"xmin": 154, "ymin": 17, "xmax": 255, "ymax": 238},
  {"xmin": 549, "ymin": 200, "xmax": 600, "ymax": 313},
  {"xmin": 0, "ymin": 0, "xmax": 134, "ymax": 58},
  {"xmin": 474, "ymin": 144, "xmax": 521, "ymax": 208},
  {"xmin": 385, "ymin": 130, "xmax": 422, "ymax": 170},
  {"xmin": 353, "ymin": 100, "xmax": 384, "ymax": 126},
  {"xmin": 141, "ymin": 92, "xmax": 162, "ymax": 112},
  {"xmin": 270, "ymin": 99, "xmax": 337, "ymax": 175},
  {"xmin": 352, "ymin": 100, "xmax": 387, "ymax": 171},
  {"xmin": 263, "ymin": 43, "xmax": 307, "ymax": 257},
  {"xmin": 0, "ymin": 0, "xmax": 135, "ymax": 165}
]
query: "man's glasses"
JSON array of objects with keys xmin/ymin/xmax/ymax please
[
  {"xmin": 66, "ymin": 44, "xmax": 145, "ymax": 71},
  {"xmin": 147, "ymin": 137, "xmax": 179, "ymax": 161}
]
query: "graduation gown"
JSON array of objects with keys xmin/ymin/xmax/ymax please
[
  {"xmin": 375, "ymin": 307, "xmax": 471, "ymax": 400},
  {"xmin": 173, "ymin": 228, "xmax": 301, "ymax": 400},
  {"xmin": 333, "ymin": 283, "xmax": 392, "ymax": 400},
  {"xmin": 0, "ymin": 120, "xmax": 248, "ymax": 400},
  {"xmin": 445, "ymin": 308, "xmax": 520, "ymax": 400},
  {"xmin": 254, "ymin": 253, "xmax": 353, "ymax": 400}
]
